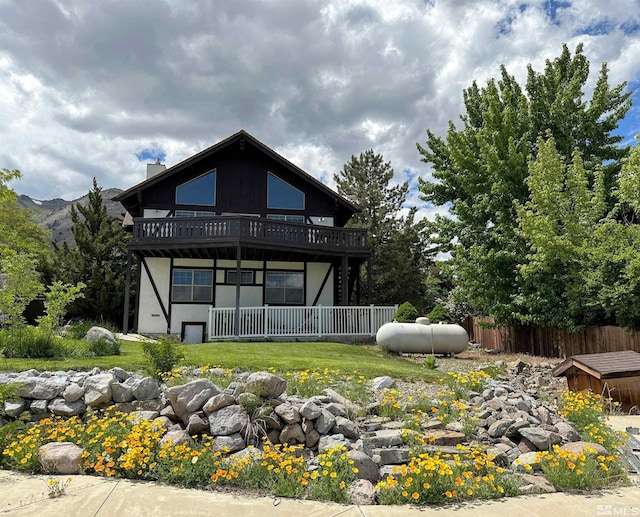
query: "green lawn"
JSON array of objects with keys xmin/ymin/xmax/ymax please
[{"xmin": 0, "ymin": 341, "xmax": 443, "ymax": 382}]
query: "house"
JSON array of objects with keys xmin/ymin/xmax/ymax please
[
  {"xmin": 115, "ymin": 130, "xmax": 394, "ymax": 343},
  {"xmin": 552, "ymin": 350, "xmax": 640, "ymax": 411}
]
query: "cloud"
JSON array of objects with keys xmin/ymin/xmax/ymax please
[{"xmin": 0, "ymin": 0, "xmax": 638, "ymax": 204}]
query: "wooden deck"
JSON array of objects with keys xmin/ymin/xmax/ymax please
[{"xmin": 130, "ymin": 216, "xmax": 369, "ymax": 256}]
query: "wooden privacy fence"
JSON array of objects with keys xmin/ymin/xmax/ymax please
[{"xmin": 462, "ymin": 317, "xmax": 640, "ymax": 359}]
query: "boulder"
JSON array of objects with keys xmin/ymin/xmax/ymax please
[
  {"xmin": 245, "ymin": 371, "xmax": 286, "ymax": 398},
  {"xmin": 48, "ymin": 398, "xmax": 86, "ymax": 417},
  {"xmin": 132, "ymin": 377, "xmax": 161, "ymax": 401},
  {"xmin": 518, "ymin": 427, "xmax": 562, "ymax": 450},
  {"xmin": 274, "ymin": 403, "xmax": 301, "ymax": 424},
  {"xmin": 83, "ymin": 373, "xmax": 115, "ymax": 408},
  {"xmin": 279, "ymin": 423, "xmax": 306, "ymax": 444},
  {"xmin": 211, "ymin": 433, "xmax": 246, "ymax": 453},
  {"xmin": 314, "ymin": 409, "xmax": 336, "ymax": 434},
  {"xmin": 63, "ymin": 383, "xmax": 85, "ymax": 403},
  {"xmin": 4, "ymin": 399, "xmax": 28, "ymax": 417},
  {"xmin": 560, "ymin": 441, "xmax": 608, "ymax": 457},
  {"xmin": 111, "ymin": 382, "xmax": 134, "ymax": 403},
  {"xmin": 299, "ymin": 400, "xmax": 322, "ymax": 420},
  {"xmin": 83, "ymin": 326, "xmax": 117, "ymax": 344},
  {"xmin": 334, "ymin": 416, "xmax": 360, "ymax": 440},
  {"xmin": 16, "ymin": 377, "xmax": 67, "ymax": 400},
  {"xmin": 368, "ymin": 429, "xmax": 404, "ymax": 448},
  {"xmin": 370, "ymin": 376, "xmax": 396, "ymax": 392},
  {"xmin": 159, "ymin": 429, "xmax": 192, "ymax": 448},
  {"xmin": 203, "ymin": 393, "xmax": 236, "ymax": 414},
  {"xmin": 348, "ymin": 450, "xmax": 379, "ymax": 482},
  {"xmin": 208, "ymin": 405, "xmax": 249, "ymax": 436},
  {"xmin": 166, "ymin": 379, "xmax": 222, "ymax": 423},
  {"xmin": 38, "ymin": 442, "xmax": 84, "ymax": 474},
  {"xmin": 348, "ymin": 479, "xmax": 376, "ymax": 505}
]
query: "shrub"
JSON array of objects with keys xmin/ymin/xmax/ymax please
[
  {"xmin": 394, "ymin": 302, "xmax": 419, "ymax": 323},
  {"xmin": 86, "ymin": 338, "xmax": 121, "ymax": 356},
  {"xmin": 427, "ymin": 303, "xmax": 450, "ymax": 323},
  {"xmin": 143, "ymin": 337, "xmax": 184, "ymax": 379},
  {"xmin": 0, "ymin": 327, "xmax": 68, "ymax": 358}
]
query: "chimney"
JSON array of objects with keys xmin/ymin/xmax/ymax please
[{"xmin": 146, "ymin": 158, "xmax": 166, "ymax": 179}]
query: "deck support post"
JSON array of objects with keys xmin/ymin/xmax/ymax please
[
  {"xmin": 234, "ymin": 243, "xmax": 241, "ymax": 336},
  {"xmin": 123, "ymin": 249, "xmax": 132, "ymax": 334}
]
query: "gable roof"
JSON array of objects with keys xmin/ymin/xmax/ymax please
[
  {"xmin": 114, "ymin": 130, "xmax": 359, "ymax": 214},
  {"xmin": 552, "ymin": 350, "xmax": 640, "ymax": 379}
]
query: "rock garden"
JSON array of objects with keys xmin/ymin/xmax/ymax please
[{"xmin": 0, "ymin": 350, "xmax": 629, "ymax": 506}]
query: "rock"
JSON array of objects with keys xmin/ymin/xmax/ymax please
[
  {"xmin": 334, "ymin": 416, "xmax": 360, "ymax": 440},
  {"xmin": 109, "ymin": 367, "xmax": 131, "ymax": 382},
  {"xmin": 513, "ymin": 451, "xmax": 542, "ymax": 472},
  {"xmin": 554, "ymin": 421, "xmax": 582, "ymax": 442},
  {"xmin": 130, "ymin": 410, "xmax": 160, "ymax": 423},
  {"xmin": 16, "ymin": 377, "xmax": 67, "ymax": 400},
  {"xmin": 83, "ymin": 373, "xmax": 115, "ymax": 408},
  {"xmin": 132, "ymin": 377, "xmax": 161, "ymax": 401},
  {"xmin": 186, "ymin": 413, "xmax": 209, "ymax": 435},
  {"xmin": 63, "ymin": 383, "xmax": 85, "ymax": 403},
  {"xmin": 348, "ymin": 479, "xmax": 376, "ymax": 505},
  {"xmin": 349, "ymin": 450, "xmax": 379, "ymax": 482},
  {"xmin": 518, "ymin": 427, "xmax": 562, "ymax": 450},
  {"xmin": 159, "ymin": 429, "xmax": 192, "ymax": 447},
  {"xmin": 315, "ymin": 409, "xmax": 336, "ymax": 434},
  {"xmin": 560, "ymin": 441, "xmax": 608, "ymax": 457},
  {"xmin": 324, "ymin": 388, "xmax": 358, "ymax": 414},
  {"xmin": 203, "ymin": 393, "xmax": 236, "ymax": 415},
  {"xmin": 274, "ymin": 403, "xmax": 301, "ymax": 424},
  {"xmin": 370, "ymin": 376, "xmax": 396, "ymax": 392},
  {"xmin": 48, "ymin": 398, "xmax": 86, "ymax": 417},
  {"xmin": 318, "ymin": 434, "xmax": 350, "ymax": 453},
  {"xmin": 245, "ymin": 372, "xmax": 286, "ymax": 398},
  {"xmin": 30, "ymin": 399, "xmax": 49, "ymax": 414},
  {"xmin": 38, "ymin": 442, "xmax": 84, "ymax": 474},
  {"xmin": 166, "ymin": 379, "xmax": 222, "ymax": 423},
  {"xmin": 4, "ymin": 399, "xmax": 28, "ymax": 417},
  {"xmin": 208, "ymin": 405, "xmax": 249, "ymax": 436},
  {"xmin": 374, "ymin": 447, "xmax": 410, "ymax": 465},
  {"xmin": 368, "ymin": 429, "xmax": 404, "ymax": 448},
  {"xmin": 305, "ymin": 428, "xmax": 320, "ymax": 448},
  {"xmin": 111, "ymin": 382, "xmax": 134, "ymax": 403},
  {"xmin": 517, "ymin": 473, "xmax": 556, "ymax": 493},
  {"xmin": 425, "ymin": 429, "xmax": 466, "ymax": 446},
  {"xmin": 83, "ymin": 326, "xmax": 117, "ymax": 345},
  {"xmin": 211, "ymin": 433, "xmax": 246, "ymax": 453},
  {"xmin": 299, "ymin": 400, "xmax": 322, "ymax": 420},
  {"xmin": 280, "ymin": 423, "xmax": 306, "ymax": 444}
]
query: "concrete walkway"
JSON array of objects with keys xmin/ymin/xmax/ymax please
[
  {"xmin": 1, "ymin": 417, "xmax": 640, "ymax": 516},
  {"xmin": 0, "ymin": 470, "xmax": 639, "ymax": 517}
]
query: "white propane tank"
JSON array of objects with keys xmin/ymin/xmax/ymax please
[{"xmin": 376, "ymin": 319, "xmax": 469, "ymax": 355}]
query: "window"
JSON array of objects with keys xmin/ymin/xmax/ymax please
[
  {"xmin": 267, "ymin": 214, "xmax": 305, "ymax": 223},
  {"xmin": 176, "ymin": 170, "xmax": 216, "ymax": 206},
  {"xmin": 172, "ymin": 269, "xmax": 213, "ymax": 302},
  {"xmin": 265, "ymin": 271, "xmax": 304, "ymax": 304},
  {"xmin": 226, "ymin": 270, "xmax": 254, "ymax": 285},
  {"xmin": 267, "ymin": 173, "xmax": 304, "ymax": 210},
  {"xmin": 175, "ymin": 210, "xmax": 215, "ymax": 217}
]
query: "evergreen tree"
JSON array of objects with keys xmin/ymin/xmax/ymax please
[
  {"xmin": 334, "ymin": 150, "xmax": 426, "ymax": 305},
  {"xmin": 47, "ymin": 178, "xmax": 129, "ymax": 325}
]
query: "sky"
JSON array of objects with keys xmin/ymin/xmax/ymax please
[{"xmin": 1, "ymin": 0, "xmax": 640, "ymax": 222}]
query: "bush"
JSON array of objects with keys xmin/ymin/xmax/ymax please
[
  {"xmin": 143, "ymin": 337, "xmax": 184, "ymax": 379},
  {"xmin": 427, "ymin": 303, "xmax": 450, "ymax": 323},
  {"xmin": 86, "ymin": 338, "xmax": 121, "ymax": 357},
  {"xmin": 0, "ymin": 327, "xmax": 68, "ymax": 358},
  {"xmin": 394, "ymin": 302, "xmax": 419, "ymax": 323}
]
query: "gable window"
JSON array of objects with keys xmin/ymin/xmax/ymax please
[
  {"xmin": 176, "ymin": 170, "xmax": 216, "ymax": 206},
  {"xmin": 226, "ymin": 270, "xmax": 254, "ymax": 285},
  {"xmin": 267, "ymin": 173, "xmax": 304, "ymax": 210},
  {"xmin": 172, "ymin": 269, "xmax": 213, "ymax": 302},
  {"xmin": 267, "ymin": 214, "xmax": 305, "ymax": 223},
  {"xmin": 265, "ymin": 271, "xmax": 304, "ymax": 304}
]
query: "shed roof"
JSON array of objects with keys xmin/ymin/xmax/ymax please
[{"xmin": 552, "ymin": 350, "xmax": 640, "ymax": 379}]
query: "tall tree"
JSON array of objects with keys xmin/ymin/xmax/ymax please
[
  {"xmin": 46, "ymin": 178, "xmax": 129, "ymax": 325},
  {"xmin": 418, "ymin": 44, "xmax": 631, "ymax": 326},
  {"xmin": 334, "ymin": 150, "xmax": 426, "ymax": 305}
]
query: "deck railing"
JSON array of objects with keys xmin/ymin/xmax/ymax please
[
  {"xmin": 131, "ymin": 216, "xmax": 369, "ymax": 252},
  {"xmin": 208, "ymin": 305, "xmax": 397, "ymax": 340}
]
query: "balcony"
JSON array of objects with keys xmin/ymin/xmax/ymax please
[{"xmin": 130, "ymin": 216, "xmax": 370, "ymax": 259}]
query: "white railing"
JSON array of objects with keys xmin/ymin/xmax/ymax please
[{"xmin": 208, "ymin": 305, "xmax": 397, "ymax": 340}]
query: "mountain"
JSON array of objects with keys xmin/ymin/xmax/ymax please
[{"xmin": 17, "ymin": 188, "xmax": 125, "ymax": 246}]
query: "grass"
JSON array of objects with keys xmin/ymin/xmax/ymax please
[{"xmin": 0, "ymin": 341, "xmax": 444, "ymax": 382}]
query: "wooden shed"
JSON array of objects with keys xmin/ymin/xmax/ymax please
[{"xmin": 553, "ymin": 350, "xmax": 640, "ymax": 412}]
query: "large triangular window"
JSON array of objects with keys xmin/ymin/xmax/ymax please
[
  {"xmin": 176, "ymin": 170, "xmax": 216, "ymax": 206},
  {"xmin": 267, "ymin": 173, "xmax": 305, "ymax": 210}
]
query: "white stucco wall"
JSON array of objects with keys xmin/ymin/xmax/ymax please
[
  {"xmin": 138, "ymin": 257, "xmax": 171, "ymax": 334},
  {"xmin": 306, "ymin": 263, "xmax": 333, "ymax": 305}
]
